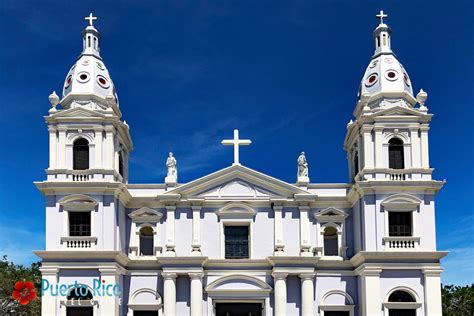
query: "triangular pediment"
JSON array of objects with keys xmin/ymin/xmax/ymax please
[
  {"xmin": 163, "ymin": 164, "xmax": 315, "ymax": 200},
  {"xmin": 51, "ymin": 107, "xmax": 106, "ymax": 119},
  {"xmin": 371, "ymin": 105, "xmax": 430, "ymax": 118},
  {"xmin": 314, "ymin": 207, "xmax": 348, "ymax": 220},
  {"xmin": 128, "ymin": 207, "xmax": 163, "ymax": 222}
]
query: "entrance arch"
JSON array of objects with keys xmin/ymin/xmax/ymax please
[{"xmin": 205, "ymin": 274, "xmax": 272, "ymax": 316}]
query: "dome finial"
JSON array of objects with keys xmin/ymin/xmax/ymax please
[
  {"xmin": 82, "ymin": 13, "xmax": 100, "ymax": 57},
  {"xmin": 85, "ymin": 13, "xmax": 97, "ymax": 27},
  {"xmin": 376, "ymin": 10, "xmax": 388, "ymax": 25},
  {"xmin": 372, "ymin": 10, "xmax": 392, "ymax": 56}
]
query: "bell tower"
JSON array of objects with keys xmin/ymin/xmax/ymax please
[
  {"xmin": 45, "ymin": 13, "xmax": 132, "ymax": 183},
  {"xmin": 344, "ymin": 11, "xmax": 432, "ymax": 183}
]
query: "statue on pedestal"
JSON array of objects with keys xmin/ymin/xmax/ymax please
[
  {"xmin": 165, "ymin": 152, "xmax": 177, "ymax": 185},
  {"xmin": 297, "ymin": 152, "xmax": 310, "ymax": 185}
]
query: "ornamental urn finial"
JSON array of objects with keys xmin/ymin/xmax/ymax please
[
  {"xmin": 416, "ymin": 89, "xmax": 428, "ymax": 106},
  {"xmin": 48, "ymin": 91, "xmax": 59, "ymax": 109}
]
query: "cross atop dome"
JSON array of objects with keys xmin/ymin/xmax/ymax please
[
  {"xmin": 85, "ymin": 13, "xmax": 97, "ymax": 27},
  {"xmin": 376, "ymin": 10, "xmax": 388, "ymax": 25}
]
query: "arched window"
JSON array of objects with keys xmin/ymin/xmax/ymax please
[
  {"xmin": 67, "ymin": 286, "xmax": 93, "ymax": 301},
  {"xmin": 67, "ymin": 286, "xmax": 94, "ymax": 316},
  {"xmin": 388, "ymin": 138, "xmax": 404, "ymax": 169},
  {"xmin": 73, "ymin": 138, "xmax": 89, "ymax": 170},
  {"xmin": 323, "ymin": 226, "xmax": 339, "ymax": 256},
  {"xmin": 388, "ymin": 290, "xmax": 415, "ymax": 303},
  {"xmin": 139, "ymin": 226, "xmax": 154, "ymax": 256},
  {"xmin": 387, "ymin": 290, "xmax": 417, "ymax": 316}
]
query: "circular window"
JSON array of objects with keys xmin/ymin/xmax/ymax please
[
  {"xmin": 403, "ymin": 73, "xmax": 411, "ymax": 86},
  {"xmin": 97, "ymin": 62, "xmax": 105, "ymax": 70},
  {"xmin": 385, "ymin": 70, "xmax": 399, "ymax": 81},
  {"xmin": 365, "ymin": 73, "xmax": 378, "ymax": 87},
  {"xmin": 76, "ymin": 72, "xmax": 90, "ymax": 83},
  {"xmin": 64, "ymin": 75, "xmax": 72, "ymax": 89},
  {"xmin": 81, "ymin": 59, "xmax": 90, "ymax": 66},
  {"xmin": 96, "ymin": 75, "xmax": 110, "ymax": 88}
]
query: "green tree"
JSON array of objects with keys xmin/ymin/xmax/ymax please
[
  {"xmin": 0, "ymin": 256, "xmax": 41, "ymax": 315},
  {"xmin": 442, "ymin": 284, "xmax": 474, "ymax": 316}
]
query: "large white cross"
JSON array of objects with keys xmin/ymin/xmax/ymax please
[
  {"xmin": 85, "ymin": 13, "xmax": 97, "ymax": 27},
  {"xmin": 221, "ymin": 129, "xmax": 252, "ymax": 165},
  {"xmin": 376, "ymin": 10, "xmax": 388, "ymax": 24}
]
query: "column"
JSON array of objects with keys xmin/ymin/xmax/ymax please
[
  {"xmin": 58, "ymin": 127, "xmax": 66, "ymax": 168},
  {"xmin": 410, "ymin": 127, "xmax": 421, "ymax": 168},
  {"xmin": 300, "ymin": 273, "xmax": 314, "ymax": 316},
  {"xmin": 94, "ymin": 127, "xmax": 103, "ymax": 169},
  {"xmin": 374, "ymin": 126, "xmax": 384, "ymax": 168},
  {"xmin": 423, "ymin": 268, "xmax": 443, "ymax": 316},
  {"xmin": 99, "ymin": 267, "xmax": 120, "ymax": 316},
  {"xmin": 40, "ymin": 267, "xmax": 58, "ymax": 315},
  {"xmin": 48, "ymin": 127, "xmax": 57, "ymax": 169},
  {"xmin": 273, "ymin": 203, "xmax": 285, "ymax": 255},
  {"xmin": 165, "ymin": 205, "xmax": 176, "ymax": 256},
  {"xmin": 359, "ymin": 268, "xmax": 381, "ymax": 316},
  {"xmin": 362, "ymin": 126, "xmax": 374, "ymax": 169},
  {"xmin": 299, "ymin": 205, "xmax": 311, "ymax": 256},
  {"xmin": 189, "ymin": 272, "xmax": 203, "ymax": 316},
  {"xmin": 163, "ymin": 272, "xmax": 177, "ymax": 316},
  {"xmin": 191, "ymin": 205, "xmax": 202, "ymax": 255},
  {"xmin": 272, "ymin": 272, "xmax": 288, "ymax": 316},
  {"xmin": 420, "ymin": 125, "xmax": 430, "ymax": 168}
]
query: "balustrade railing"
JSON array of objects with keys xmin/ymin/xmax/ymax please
[
  {"xmin": 383, "ymin": 237, "xmax": 420, "ymax": 250},
  {"xmin": 61, "ymin": 236, "xmax": 97, "ymax": 249}
]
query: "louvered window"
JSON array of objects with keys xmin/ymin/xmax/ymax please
[
  {"xmin": 69, "ymin": 212, "xmax": 91, "ymax": 236},
  {"xmin": 225, "ymin": 226, "xmax": 249, "ymax": 259},
  {"xmin": 353, "ymin": 151, "xmax": 359, "ymax": 181},
  {"xmin": 389, "ymin": 212, "xmax": 412, "ymax": 237},
  {"xmin": 119, "ymin": 152, "xmax": 124, "ymax": 177},
  {"xmin": 73, "ymin": 138, "xmax": 89, "ymax": 170},
  {"xmin": 388, "ymin": 138, "xmax": 404, "ymax": 169}
]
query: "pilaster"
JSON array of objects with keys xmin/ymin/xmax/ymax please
[
  {"xmin": 40, "ymin": 267, "xmax": 59, "ymax": 316},
  {"xmin": 298, "ymin": 205, "xmax": 311, "ymax": 256},
  {"xmin": 98, "ymin": 267, "xmax": 121, "ymax": 316},
  {"xmin": 191, "ymin": 204, "xmax": 202, "ymax": 255},
  {"xmin": 57, "ymin": 127, "xmax": 67, "ymax": 168},
  {"xmin": 94, "ymin": 127, "xmax": 103, "ymax": 169},
  {"xmin": 423, "ymin": 268, "xmax": 443, "ymax": 316},
  {"xmin": 164, "ymin": 205, "xmax": 176, "ymax": 256},
  {"xmin": 104, "ymin": 126, "xmax": 115, "ymax": 169},
  {"xmin": 362, "ymin": 126, "xmax": 374, "ymax": 169},
  {"xmin": 48, "ymin": 126, "xmax": 57, "ymax": 169},
  {"xmin": 358, "ymin": 267, "xmax": 382, "ymax": 316},
  {"xmin": 273, "ymin": 202, "xmax": 285, "ymax": 255},
  {"xmin": 374, "ymin": 126, "xmax": 384, "ymax": 168},
  {"xmin": 420, "ymin": 125, "xmax": 430, "ymax": 168},
  {"xmin": 410, "ymin": 127, "xmax": 421, "ymax": 168}
]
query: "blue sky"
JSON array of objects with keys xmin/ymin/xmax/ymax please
[{"xmin": 0, "ymin": 0, "xmax": 472, "ymax": 285}]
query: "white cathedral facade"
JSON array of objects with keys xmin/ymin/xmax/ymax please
[{"xmin": 35, "ymin": 11, "xmax": 446, "ymax": 316}]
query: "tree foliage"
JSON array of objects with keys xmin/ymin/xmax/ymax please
[
  {"xmin": 0, "ymin": 256, "xmax": 41, "ymax": 315},
  {"xmin": 442, "ymin": 284, "xmax": 474, "ymax": 316}
]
